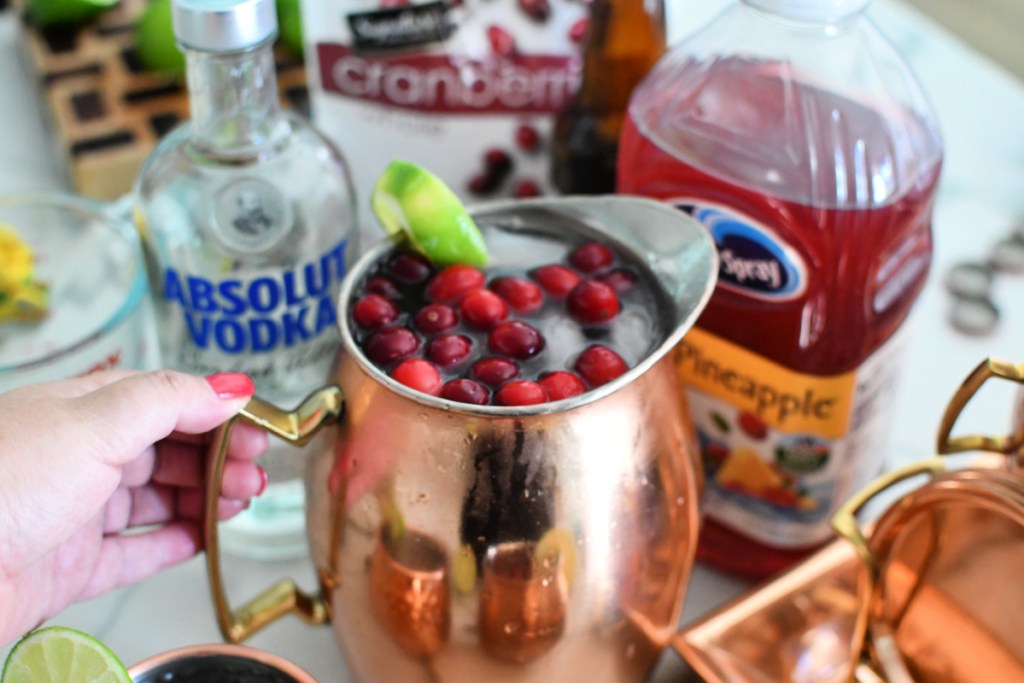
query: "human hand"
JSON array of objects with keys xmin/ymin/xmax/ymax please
[{"xmin": 0, "ymin": 370, "xmax": 269, "ymax": 646}]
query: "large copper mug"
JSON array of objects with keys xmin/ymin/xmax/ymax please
[{"xmin": 202, "ymin": 196, "xmax": 718, "ymax": 682}]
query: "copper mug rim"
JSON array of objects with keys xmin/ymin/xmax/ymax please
[{"xmin": 127, "ymin": 642, "xmax": 318, "ymax": 682}]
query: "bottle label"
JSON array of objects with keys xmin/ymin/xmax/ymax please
[
  {"xmin": 678, "ymin": 326, "xmax": 905, "ymax": 547},
  {"xmin": 160, "ymin": 238, "xmax": 348, "ymax": 381}
]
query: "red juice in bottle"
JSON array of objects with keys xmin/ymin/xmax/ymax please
[{"xmin": 617, "ymin": 2, "xmax": 943, "ymax": 580}]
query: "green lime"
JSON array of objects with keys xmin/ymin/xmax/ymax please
[
  {"xmin": 1, "ymin": 626, "xmax": 131, "ymax": 683},
  {"xmin": 535, "ymin": 527, "xmax": 577, "ymax": 588},
  {"xmin": 27, "ymin": 0, "xmax": 117, "ymax": 27},
  {"xmin": 134, "ymin": 0, "xmax": 186, "ymax": 76},
  {"xmin": 372, "ymin": 160, "xmax": 488, "ymax": 267},
  {"xmin": 276, "ymin": 0, "xmax": 304, "ymax": 58}
]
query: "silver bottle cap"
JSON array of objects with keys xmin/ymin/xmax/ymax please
[{"xmin": 172, "ymin": 0, "xmax": 278, "ymax": 52}]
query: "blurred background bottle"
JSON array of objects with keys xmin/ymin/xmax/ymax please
[
  {"xmin": 619, "ymin": 0, "xmax": 943, "ymax": 579},
  {"xmin": 134, "ymin": 0, "xmax": 358, "ymax": 559},
  {"xmin": 549, "ymin": 0, "xmax": 665, "ymax": 195}
]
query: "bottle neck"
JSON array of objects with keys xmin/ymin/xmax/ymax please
[
  {"xmin": 741, "ymin": 0, "xmax": 869, "ymax": 22},
  {"xmin": 185, "ymin": 39, "xmax": 285, "ymax": 154}
]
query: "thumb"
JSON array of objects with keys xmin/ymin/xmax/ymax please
[{"xmin": 72, "ymin": 370, "xmax": 255, "ymax": 462}]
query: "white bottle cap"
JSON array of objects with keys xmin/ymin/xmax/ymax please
[
  {"xmin": 743, "ymin": 0, "xmax": 870, "ymax": 22},
  {"xmin": 172, "ymin": 0, "xmax": 278, "ymax": 52}
]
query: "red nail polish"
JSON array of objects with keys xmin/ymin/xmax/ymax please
[
  {"xmin": 205, "ymin": 372, "xmax": 255, "ymax": 399},
  {"xmin": 257, "ymin": 466, "xmax": 269, "ymax": 496}
]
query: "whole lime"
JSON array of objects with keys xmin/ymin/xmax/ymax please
[
  {"xmin": 277, "ymin": 0, "xmax": 304, "ymax": 59},
  {"xmin": 27, "ymin": 0, "xmax": 117, "ymax": 28},
  {"xmin": 135, "ymin": 0, "xmax": 186, "ymax": 76}
]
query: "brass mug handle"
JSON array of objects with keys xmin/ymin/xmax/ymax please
[
  {"xmin": 935, "ymin": 356, "xmax": 1024, "ymax": 456},
  {"xmin": 204, "ymin": 386, "xmax": 346, "ymax": 643}
]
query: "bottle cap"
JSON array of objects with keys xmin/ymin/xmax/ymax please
[
  {"xmin": 172, "ymin": 0, "xmax": 277, "ymax": 52},
  {"xmin": 744, "ymin": 0, "xmax": 870, "ymax": 22}
]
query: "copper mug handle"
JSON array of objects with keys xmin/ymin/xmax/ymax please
[
  {"xmin": 935, "ymin": 356, "xmax": 1024, "ymax": 456},
  {"xmin": 203, "ymin": 386, "xmax": 346, "ymax": 643}
]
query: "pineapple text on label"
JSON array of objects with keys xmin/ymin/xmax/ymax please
[{"xmin": 162, "ymin": 239, "xmax": 347, "ymax": 354}]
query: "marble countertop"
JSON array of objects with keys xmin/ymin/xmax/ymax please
[{"xmin": 3, "ymin": 0, "xmax": 1024, "ymax": 680}]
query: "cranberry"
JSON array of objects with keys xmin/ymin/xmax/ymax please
[
  {"xmin": 364, "ymin": 326, "xmax": 419, "ymax": 365},
  {"xmin": 426, "ymin": 264, "xmax": 485, "ymax": 304},
  {"xmin": 488, "ymin": 320, "xmax": 545, "ymax": 359},
  {"xmin": 514, "ymin": 179, "xmax": 542, "ymax": 198},
  {"xmin": 567, "ymin": 280, "xmax": 620, "ymax": 324},
  {"xmin": 515, "ymin": 124, "xmax": 541, "ymax": 152},
  {"xmin": 366, "ymin": 276, "xmax": 402, "ymax": 300},
  {"xmin": 489, "ymin": 276, "xmax": 543, "ymax": 314},
  {"xmin": 391, "ymin": 359, "xmax": 442, "ymax": 396},
  {"xmin": 568, "ymin": 18, "xmax": 588, "ymax": 42},
  {"xmin": 484, "ymin": 149, "xmax": 513, "ymax": 178},
  {"xmin": 426, "ymin": 333, "xmax": 473, "ymax": 368},
  {"xmin": 380, "ymin": 0, "xmax": 409, "ymax": 6},
  {"xmin": 387, "ymin": 251, "xmax": 432, "ymax": 284},
  {"xmin": 496, "ymin": 380, "xmax": 548, "ymax": 406},
  {"xmin": 597, "ymin": 268, "xmax": 637, "ymax": 293},
  {"xmin": 569, "ymin": 242, "xmax": 615, "ymax": 273},
  {"xmin": 414, "ymin": 303, "xmax": 458, "ymax": 334},
  {"xmin": 468, "ymin": 173, "xmax": 499, "ymax": 196},
  {"xmin": 539, "ymin": 371, "xmax": 586, "ymax": 401},
  {"xmin": 460, "ymin": 289, "xmax": 509, "ymax": 329},
  {"xmin": 574, "ymin": 345, "xmax": 628, "ymax": 387},
  {"xmin": 440, "ymin": 378, "xmax": 490, "ymax": 405},
  {"xmin": 531, "ymin": 264, "xmax": 581, "ymax": 299},
  {"xmin": 486, "ymin": 25, "xmax": 516, "ymax": 57},
  {"xmin": 352, "ymin": 294, "xmax": 398, "ymax": 329},
  {"xmin": 516, "ymin": 0, "xmax": 550, "ymax": 22},
  {"xmin": 471, "ymin": 357, "xmax": 521, "ymax": 387}
]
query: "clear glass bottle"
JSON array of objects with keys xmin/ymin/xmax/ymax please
[{"xmin": 134, "ymin": 0, "xmax": 358, "ymax": 559}]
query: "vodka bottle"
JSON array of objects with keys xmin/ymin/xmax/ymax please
[{"xmin": 134, "ymin": 0, "xmax": 358, "ymax": 559}]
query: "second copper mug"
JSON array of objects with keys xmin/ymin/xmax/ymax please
[{"xmin": 202, "ymin": 196, "xmax": 718, "ymax": 682}]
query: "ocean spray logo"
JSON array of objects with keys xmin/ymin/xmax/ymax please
[
  {"xmin": 162, "ymin": 239, "xmax": 347, "ymax": 355},
  {"xmin": 676, "ymin": 202, "xmax": 806, "ymax": 300}
]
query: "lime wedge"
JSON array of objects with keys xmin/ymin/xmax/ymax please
[
  {"xmin": 27, "ymin": 0, "xmax": 117, "ymax": 27},
  {"xmin": 2, "ymin": 626, "xmax": 131, "ymax": 683},
  {"xmin": 372, "ymin": 160, "xmax": 488, "ymax": 267}
]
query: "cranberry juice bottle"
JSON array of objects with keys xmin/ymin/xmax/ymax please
[{"xmin": 618, "ymin": 0, "xmax": 943, "ymax": 579}]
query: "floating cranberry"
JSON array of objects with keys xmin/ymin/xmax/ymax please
[
  {"xmin": 387, "ymin": 251, "xmax": 432, "ymax": 284},
  {"xmin": 569, "ymin": 242, "xmax": 615, "ymax": 273},
  {"xmin": 486, "ymin": 25, "xmax": 516, "ymax": 57},
  {"xmin": 379, "ymin": 0, "xmax": 409, "ymax": 6},
  {"xmin": 515, "ymin": 124, "xmax": 541, "ymax": 152},
  {"xmin": 484, "ymin": 149, "xmax": 513, "ymax": 178},
  {"xmin": 426, "ymin": 333, "xmax": 473, "ymax": 368},
  {"xmin": 489, "ymin": 276, "xmax": 543, "ymax": 314},
  {"xmin": 531, "ymin": 264, "xmax": 581, "ymax": 299},
  {"xmin": 426, "ymin": 264, "xmax": 485, "ymax": 304},
  {"xmin": 366, "ymin": 276, "xmax": 402, "ymax": 300},
  {"xmin": 468, "ymin": 173, "xmax": 499, "ymax": 196},
  {"xmin": 496, "ymin": 380, "xmax": 548, "ymax": 406},
  {"xmin": 460, "ymin": 289, "xmax": 509, "ymax": 329},
  {"xmin": 516, "ymin": 0, "xmax": 550, "ymax": 22},
  {"xmin": 513, "ymin": 179, "xmax": 542, "ymax": 198},
  {"xmin": 414, "ymin": 303, "xmax": 458, "ymax": 334},
  {"xmin": 597, "ymin": 267, "xmax": 637, "ymax": 293},
  {"xmin": 539, "ymin": 371, "xmax": 586, "ymax": 401},
  {"xmin": 738, "ymin": 411, "xmax": 769, "ymax": 440},
  {"xmin": 574, "ymin": 345, "xmax": 628, "ymax": 387},
  {"xmin": 364, "ymin": 326, "xmax": 419, "ymax": 365},
  {"xmin": 352, "ymin": 294, "xmax": 398, "ymax": 329},
  {"xmin": 391, "ymin": 358, "xmax": 442, "ymax": 396},
  {"xmin": 488, "ymin": 320, "xmax": 545, "ymax": 359},
  {"xmin": 568, "ymin": 17, "xmax": 588, "ymax": 42},
  {"xmin": 471, "ymin": 357, "xmax": 521, "ymax": 387},
  {"xmin": 440, "ymin": 378, "xmax": 490, "ymax": 405},
  {"xmin": 568, "ymin": 280, "xmax": 620, "ymax": 324}
]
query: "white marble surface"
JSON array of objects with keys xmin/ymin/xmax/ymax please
[{"xmin": 3, "ymin": 0, "xmax": 1024, "ymax": 680}]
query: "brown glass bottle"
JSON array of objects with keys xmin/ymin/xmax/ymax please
[{"xmin": 550, "ymin": 0, "xmax": 666, "ymax": 195}]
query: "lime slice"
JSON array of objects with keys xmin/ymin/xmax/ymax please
[
  {"xmin": 134, "ymin": 0, "xmax": 186, "ymax": 76},
  {"xmin": 535, "ymin": 527, "xmax": 578, "ymax": 588},
  {"xmin": 27, "ymin": 0, "xmax": 117, "ymax": 27},
  {"xmin": 1, "ymin": 626, "xmax": 131, "ymax": 683},
  {"xmin": 372, "ymin": 160, "xmax": 488, "ymax": 267}
]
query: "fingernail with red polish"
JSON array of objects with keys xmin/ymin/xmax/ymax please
[
  {"xmin": 205, "ymin": 372, "xmax": 255, "ymax": 400},
  {"xmin": 256, "ymin": 466, "xmax": 269, "ymax": 496}
]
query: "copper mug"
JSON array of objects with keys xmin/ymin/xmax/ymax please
[{"xmin": 202, "ymin": 196, "xmax": 718, "ymax": 682}]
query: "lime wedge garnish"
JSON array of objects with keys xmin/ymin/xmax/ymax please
[
  {"xmin": 372, "ymin": 160, "xmax": 488, "ymax": 267},
  {"xmin": 27, "ymin": 0, "xmax": 117, "ymax": 27},
  {"xmin": 2, "ymin": 626, "xmax": 131, "ymax": 683}
]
